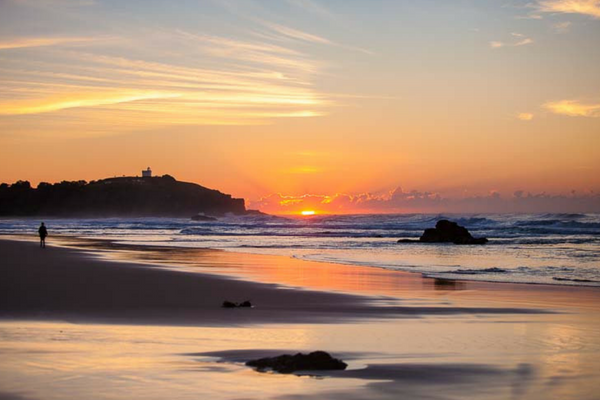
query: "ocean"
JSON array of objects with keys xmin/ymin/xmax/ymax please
[{"xmin": 1, "ymin": 213, "xmax": 599, "ymax": 287}]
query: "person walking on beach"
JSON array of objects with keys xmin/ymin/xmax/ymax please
[{"xmin": 38, "ymin": 222, "xmax": 48, "ymax": 248}]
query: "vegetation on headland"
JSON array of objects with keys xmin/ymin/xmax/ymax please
[{"xmin": 0, "ymin": 175, "xmax": 246, "ymax": 217}]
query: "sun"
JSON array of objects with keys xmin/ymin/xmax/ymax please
[{"xmin": 301, "ymin": 210, "xmax": 316, "ymax": 216}]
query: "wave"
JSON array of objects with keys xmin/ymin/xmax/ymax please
[
  {"xmin": 552, "ymin": 277, "xmax": 600, "ymax": 283},
  {"xmin": 446, "ymin": 267, "xmax": 507, "ymax": 275},
  {"xmin": 515, "ymin": 219, "xmax": 600, "ymax": 229}
]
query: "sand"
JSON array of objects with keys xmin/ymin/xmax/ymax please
[{"xmin": 1, "ymin": 236, "xmax": 600, "ymax": 400}]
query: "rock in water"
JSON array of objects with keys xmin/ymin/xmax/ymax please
[
  {"xmin": 419, "ymin": 220, "xmax": 488, "ymax": 245},
  {"xmin": 246, "ymin": 351, "xmax": 347, "ymax": 374}
]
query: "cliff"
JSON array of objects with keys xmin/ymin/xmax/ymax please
[{"xmin": 0, "ymin": 175, "xmax": 246, "ymax": 217}]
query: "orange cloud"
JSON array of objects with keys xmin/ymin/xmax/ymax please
[
  {"xmin": 518, "ymin": 113, "xmax": 534, "ymax": 121},
  {"xmin": 249, "ymin": 188, "xmax": 600, "ymax": 214},
  {"xmin": 544, "ymin": 100, "xmax": 600, "ymax": 117},
  {"xmin": 0, "ymin": 36, "xmax": 101, "ymax": 50},
  {"xmin": 0, "ymin": 90, "xmax": 180, "ymax": 115},
  {"xmin": 537, "ymin": 0, "xmax": 600, "ymax": 18},
  {"xmin": 490, "ymin": 34, "xmax": 534, "ymax": 49}
]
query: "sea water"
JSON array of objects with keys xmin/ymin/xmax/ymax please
[{"xmin": 1, "ymin": 213, "xmax": 599, "ymax": 286}]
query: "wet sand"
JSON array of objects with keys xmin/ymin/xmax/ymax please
[
  {"xmin": 1, "ymin": 236, "xmax": 600, "ymax": 400},
  {"xmin": 0, "ymin": 239, "xmax": 552, "ymax": 325}
]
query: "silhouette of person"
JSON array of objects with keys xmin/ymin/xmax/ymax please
[{"xmin": 38, "ymin": 222, "xmax": 48, "ymax": 248}]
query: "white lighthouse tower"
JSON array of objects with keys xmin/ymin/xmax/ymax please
[{"xmin": 142, "ymin": 167, "xmax": 152, "ymax": 178}]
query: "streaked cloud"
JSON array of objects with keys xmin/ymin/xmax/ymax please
[
  {"xmin": 518, "ymin": 113, "xmax": 534, "ymax": 121},
  {"xmin": 0, "ymin": 90, "xmax": 180, "ymax": 115},
  {"xmin": 285, "ymin": 0, "xmax": 337, "ymax": 22},
  {"xmin": 0, "ymin": 36, "xmax": 101, "ymax": 50},
  {"xmin": 544, "ymin": 100, "xmax": 600, "ymax": 117},
  {"xmin": 8, "ymin": 0, "xmax": 95, "ymax": 6},
  {"xmin": 0, "ymin": 22, "xmax": 336, "ymax": 130},
  {"xmin": 490, "ymin": 33, "xmax": 534, "ymax": 48},
  {"xmin": 536, "ymin": 0, "xmax": 600, "ymax": 18},
  {"xmin": 255, "ymin": 20, "xmax": 373, "ymax": 55},
  {"xmin": 260, "ymin": 21, "xmax": 333, "ymax": 45}
]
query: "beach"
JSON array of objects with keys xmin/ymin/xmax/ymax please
[{"xmin": 2, "ymin": 236, "xmax": 600, "ymax": 400}]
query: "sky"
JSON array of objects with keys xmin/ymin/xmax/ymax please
[{"xmin": 0, "ymin": 0, "xmax": 599, "ymax": 214}]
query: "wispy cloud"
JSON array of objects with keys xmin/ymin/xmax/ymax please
[
  {"xmin": 544, "ymin": 100, "xmax": 600, "ymax": 117},
  {"xmin": 490, "ymin": 34, "xmax": 534, "ymax": 48},
  {"xmin": 285, "ymin": 0, "xmax": 337, "ymax": 22},
  {"xmin": 260, "ymin": 21, "xmax": 333, "ymax": 45},
  {"xmin": 255, "ymin": 20, "xmax": 374, "ymax": 55},
  {"xmin": 0, "ymin": 26, "xmax": 332, "ymax": 131},
  {"xmin": 518, "ymin": 113, "xmax": 534, "ymax": 121},
  {"xmin": 9, "ymin": 0, "xmax": 95, "ymax": 6},
  {"xmin": 0, "ymin": 36, "xmax": 102, "ymax": 50},
  {"xmin": 0, "ymin": 90, "xmax": 180, "ymax": 115},
  {"xmin": 0, "ymin": 2, "xmax": 372, "ymax": 135},
  {"xmin": 536, "ymin": 0, "xmax": 600, "ymax": 19},
  {"xmin": 554, "ymin": 21, "xmax": 573, "ymax": 32}
]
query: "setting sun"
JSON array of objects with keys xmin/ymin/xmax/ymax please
[{"xmin": 301, "ymin": 210, "xmax": 316, "ymax": 216}]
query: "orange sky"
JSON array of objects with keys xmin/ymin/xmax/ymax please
[{"xmin": 1, "ymin": 0, "xmax": 599, "ymax": 213}]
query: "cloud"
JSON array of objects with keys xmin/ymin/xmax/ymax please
[
  {"xmin": 517, "ymin": 113, "xmax": 534, "ymax": 121},
  {"xmin": 515, "ymin": 38, "xmax": 534, "ymax": 46},
  {"xmin": 260, "ymin": 21, "xmax": 333, "ymax": 45},
  {"xmin": 543, "ymin": 100, "xmax": 600, "ymax": 117},
  {"xmin": 0, "ymin": 3, "xmax": 370, "ymax": 133},
  {"xmin": 9, "ymin": 0, "xmax": 95, "ymax": 6},
  {"xmin": 255, "ymin": 20, "xmax": 373, "ymax": 55},
  {"xmin": 249, "ymin": 187, "xmax": 600, "ymax": 214},
  {"xmin": 490, "ymin": 34, "xmax": 534, "ymax": 49},
  {"xmin": 554, "ymin": 21, "xmax": 573, "ymax": 32},
  {"xmin": 536, "ymin": 0, "xmax": 600, "ymax": 19},
  {"xmin": 285, "ymin": 0, "xmax": 337, "ymax": 22},
  {"xmin": 0, "ymin": 90, "xmax": 180, "ymax": 115},
  {"xmin": 0, "ymin": 36, "xmax": 101, "ymax": 50},
  {"xmin": 0, "ymin": 25, "xmax": 331, "ymax": 128}
]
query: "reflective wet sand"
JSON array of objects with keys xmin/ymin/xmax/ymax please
[{"xmin": 1, "ymin": 236, "xmax": 600, "ymax": 400}]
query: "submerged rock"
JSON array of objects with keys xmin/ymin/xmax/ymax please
[
  {"xmin": 246, "ymin": 351, "xmax": 347, "ymax": 374},
  {"xmin": 398, "ymin": 220, "xmax": 488, "ymax": 245}
]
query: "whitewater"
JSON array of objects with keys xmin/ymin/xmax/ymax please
[{"xmin": 1, "ymin": 213, "xmax": 599, "ymax": 287}]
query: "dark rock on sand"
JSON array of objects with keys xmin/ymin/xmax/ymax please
[
  {"xmin": 222, "ymin": 300, "xmax": 253, "ymax": 308},
  {"xmin": 398, "ymin": 220, "xmax": 488, "ymax": 245},
  {"xmin": 246, "ymin": 351, "xmax": 347, "ymax": 374},
  {"xmin": 222, "ymin": 301, "xmax": 237, "ymax": 308}
]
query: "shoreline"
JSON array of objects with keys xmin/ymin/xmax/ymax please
[
  {"xmin": 4, "ymin": 225, "xmax": 599, "ymax": 289},
  {"xmin": 6, "ymin": 232, "xmax": 600, "ymax": 290},
  {"xmin": 4, "ymin": 233, "xmax": 600, "ymax": 310},
  {"xmin": 2, "ymin": 235, "xmax": 599, "ymax": 328}
]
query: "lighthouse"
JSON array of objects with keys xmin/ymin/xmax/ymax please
[{"xmin": 142, "ymin": 167, "xmax": 152, "ymax": 178}]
